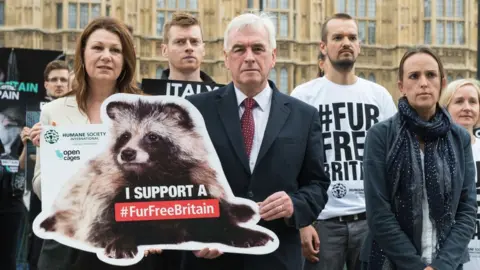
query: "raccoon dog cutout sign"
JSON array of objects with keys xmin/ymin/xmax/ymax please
[{"xmin": 33, "ymin": 93, "xmax": 279, "ymax": 266}]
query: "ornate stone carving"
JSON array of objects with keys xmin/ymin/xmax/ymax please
[
  {"xmin": 156, "ymin": 41, "xmax": 162, "ymax": 56},
  {"xmin": 382, "ymin": 71, "xmax": 390, "ymax": 81},
  {"xmin": 204, "ymin": 9, "xmax": 215, "ymax": 16},
  {"xmin": 140, "ymin": 63, "xmax": 149, "ymax": 75},
  {"xmin": 361, "ymin": 48, "xmax": 376, "ymax": 57}
]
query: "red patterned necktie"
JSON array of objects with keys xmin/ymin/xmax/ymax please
[{"xmin": 241, "ymin": 97, "xmax": 256, "ymax": 159}]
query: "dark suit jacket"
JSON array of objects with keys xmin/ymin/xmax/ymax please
[{"xmin": 181, "ymin": 81, "xmax": 330, "ymax": 270}]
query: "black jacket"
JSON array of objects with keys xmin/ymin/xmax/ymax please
[
  {"xmin": 180, "ymin": 81, "xmax": 330, "ymax": 270},
  {"xmin": 160, "ymin": 68, "xmax": 216, "ymax": 83},
  {"xmin": 0, "ymin": 136, "xmax": 25, "ymax": 212}
]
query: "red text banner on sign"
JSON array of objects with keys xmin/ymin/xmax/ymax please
[{"xmin": 115, "ymin": 199, "xmax": 220, "ymax": 222}]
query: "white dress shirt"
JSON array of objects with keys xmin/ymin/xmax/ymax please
[{"xmin": 234, "ymin": 84, "xmax": 272, "ymax": 173}]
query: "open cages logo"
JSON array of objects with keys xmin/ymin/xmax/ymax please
[
  {"xmin": 44, "ymin": 129, "xmax": 60, "ymax": 144},
  {"xmin": 55, "ymin": 149, "xmax": 81, "ymax": 162}
]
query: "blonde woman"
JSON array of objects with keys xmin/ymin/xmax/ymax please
[{"xmin": 439, "ymin": 78, "xmax": 480, "ymax": 270}]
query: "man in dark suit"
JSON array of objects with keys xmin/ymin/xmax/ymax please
[{"xmin": 181, "ymin": 12, "xmax": 331, "ymax": 270}]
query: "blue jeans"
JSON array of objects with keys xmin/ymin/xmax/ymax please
[{"xmin": 303, "ymin": 218, "xmax": 367, "ymax": 270}]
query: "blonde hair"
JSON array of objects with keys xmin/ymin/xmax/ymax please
[
  {"xmin": 438, "ymin": 78, "xmax": 480, "ymax": 108},
  {"xmin": 163, "ymin": 12, "xmax": 202, "ymax": 44}
]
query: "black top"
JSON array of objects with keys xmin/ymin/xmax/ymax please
[
  {"xmin": 0, "ymin": 136, "xmax": 26, "ymax": 213},
  {"xmin": 160, "ymin": 68, "xmax": 216, "ymax": 83}
]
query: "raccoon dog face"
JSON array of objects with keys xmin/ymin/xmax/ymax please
[{"xmin": 106, "ymin": 100, "xmax": 203, "ymax": 174}]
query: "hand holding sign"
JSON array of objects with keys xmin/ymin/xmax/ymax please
[
  {"xmin": 29, "ymin": 122, "xmax": 42, "ymax": 147},
  {"xmin": 258, "ymin": 191, "xmax": 294, "ymax": 221},
  {"xmin": 193, "ymin": 247, "xmax": 223, "ymax": 259},
  {"xmin": 144, "ymin": 248, "xmax": 163, "ymax": 256}
]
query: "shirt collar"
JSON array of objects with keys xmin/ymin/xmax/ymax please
[{"xmin": 234, "ymin": 83, "xmax": 272, "ymax": 112}]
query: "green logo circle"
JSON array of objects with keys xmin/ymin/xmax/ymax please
[{"xmin": 44, "ymin": 130, "xmax": 60, "ymax": 144}]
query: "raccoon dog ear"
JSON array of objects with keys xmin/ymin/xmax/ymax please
[
  {"xmin": 163, "ymin": 103, "xmax": 194, "ymax": 128},
  {"xmin": 106, "ymin": 101, "xmax": 132, "ymax": 120}
]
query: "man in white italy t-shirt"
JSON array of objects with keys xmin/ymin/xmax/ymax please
[{"xmin": 291, "ymin": 13, "xmax": 397, "ymax": 270}]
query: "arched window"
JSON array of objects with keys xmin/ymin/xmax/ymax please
[
  {"xmin": 456, "ymin": 74, "xmax": 463, "ymax": 80},
  {"xmin": 280, "ymin": 68, "xmax": 288, "ymax": 94},
  {"xmin": 156, "ymin": 66, "xmax": 164, "ymax": 79},
  {"xmin": 368, "ymin": 73, "xmax": 376, "ymax": 82},
  {"xmin": 68, "ymin": 59, "xmax": 74, "ymax": 70},
  {"xmin": 358, "ymin": 72, "xmax": 365, "ymax": 79},
  {"xmin": 447, "ymin": 74, "xmax": 453, "ymax": 82},
  {"xmin": 269, "ymin": 68, "xmax": 277, "ymax": 84}
]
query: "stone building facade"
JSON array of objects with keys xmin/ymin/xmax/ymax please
[{"xmin": 0, "ymin": 0, "xmax": 477, "ymax": 100}]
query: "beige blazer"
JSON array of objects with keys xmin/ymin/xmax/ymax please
[{"xmin": 32, "ymin": 95, "xmax": 90, "ymax": 200}]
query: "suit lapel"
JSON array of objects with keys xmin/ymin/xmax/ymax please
[
  {"xmin": 216, "ymin": 83, "xmax": 251, "ymax": 174},
  {"xmin": 256, "ymin": 87, "xmax": 290, "ymax": 167},
  {"xmin": 64, "ymin": 96, "xmax": 89, "ymax": 124}
]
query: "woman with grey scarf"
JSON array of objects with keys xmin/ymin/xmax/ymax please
[{"xmin": 359, "ymin": 46, "xmax": 477, "ymax": 270}]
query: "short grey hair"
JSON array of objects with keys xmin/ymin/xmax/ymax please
[{"xmin": 223, "ymin": 12, "xmax": 277, "ymax": 52}]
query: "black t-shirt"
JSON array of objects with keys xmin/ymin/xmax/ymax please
[
  {"xmin": 0, "ymin": 165, "xmax": 25, "ymax": 212},
  {"xmin": 0, "ymin": 137, "xmax": 26, "ymax": 213}
]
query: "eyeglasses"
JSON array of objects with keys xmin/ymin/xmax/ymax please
[{"xmin": 47, "ymin": 77, "xmax": 68, "ymax": 83}]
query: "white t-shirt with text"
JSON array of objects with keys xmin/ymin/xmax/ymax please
[
  {"xmin": 464, "ymin": 139, "xmax": 480, "ymax": 270},
  {"xmin": 291, "ymin": 76, "xmax": 397, "ymax": 219}
]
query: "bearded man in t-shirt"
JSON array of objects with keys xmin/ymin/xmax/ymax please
[{"xmin": 291, "ymin": 13, "xmax": 397, "ymax": 270}]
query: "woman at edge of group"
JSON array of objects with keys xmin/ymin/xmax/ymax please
[
  {"xmin": 359, "ymin": 45, "xmax": 477, "ymax": 270},
  {"xmin": 29, "ymin": 16, "xmax": 162, "ymax": 269},
  {"xmin": 439, "ymin": 78, "xmax": 480, "ymax": 270}
]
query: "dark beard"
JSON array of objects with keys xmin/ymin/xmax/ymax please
[{"xmin": 328, "ymin": 55, "xmax": 355, "ymax": 72}]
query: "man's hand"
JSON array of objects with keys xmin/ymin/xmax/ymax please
[
  {"xmin": 144, "ymin": 248, "xmax": 162, "ymax": 256},
  {"xmin": 193, "ymin": 248, "xmax": 222, "ymax": 259},
  {"xmin": 20, "ymin": 127, "xmax": 31, "ymax": 145},
  {"xmin": 258, "ymin": 191, "xmax": 294, "ymax": 221},
  {"xmin": 29, "ymin": 122, "xmax": 42, "ymax": 147},
  {"xmin": 424, "ymin": 267, "xmax": 435, "ymax": 270},
  {"xmin": 300, "ymin": 225, "xmax": 320, "ymax": 263}
]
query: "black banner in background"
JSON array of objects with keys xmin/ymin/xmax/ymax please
[
  {"xmin": 141, "ymin": 78, "xmax": 224, "ymax": 97},
  {"xmin": 0, "ymin": 47, "xmax": 64, "ymax": 194}
]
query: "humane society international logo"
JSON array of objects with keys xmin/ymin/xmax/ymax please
[
  {"xmin": 331, "ymin": 183, "xmax": 347, "ymax": 199},
  {"xmin": 44, "ymin": 129, "xmax": 60, "ymax": 144},
  {"xmin": 55, "ymin": 149, "xmax": 80, "ymax": 162}
]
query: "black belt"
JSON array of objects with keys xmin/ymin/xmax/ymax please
[{"xmin": 325, "ymin": 212, "xmax": 367, "ymax": 223}]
